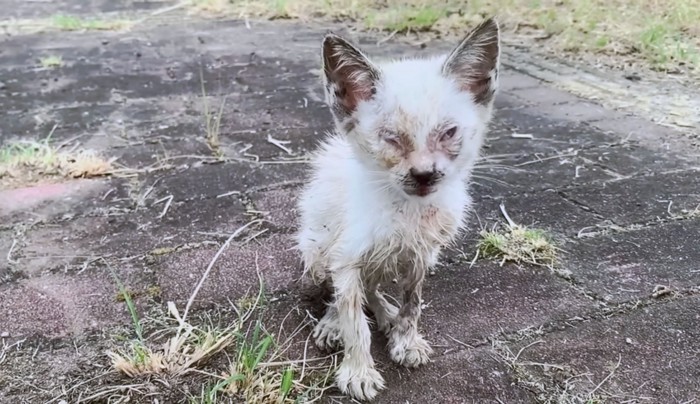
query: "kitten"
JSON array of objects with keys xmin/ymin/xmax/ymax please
[{"xmin": 295, "ymin": 18, "xmax": 501, "ymax": 401}]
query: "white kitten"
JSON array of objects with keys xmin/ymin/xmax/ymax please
[{"xmin": 295, "ymin": 18, "xmax": 501, "ymax": 401}]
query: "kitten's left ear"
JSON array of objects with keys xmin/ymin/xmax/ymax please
[{"xmin": 442, "ymin": 17, "xmax": 501, "ymax": 105}]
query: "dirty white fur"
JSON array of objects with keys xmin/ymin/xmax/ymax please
[{"xmin": 296, "ymin": 18, "xmax": 501, "ymax": 401}]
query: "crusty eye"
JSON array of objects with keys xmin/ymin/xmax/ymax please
[
  {"xmin": 440, "ymin": 126, "xmax": 458, "ymax": 142},
  {"xmin": 381, "ymin": 132, "xmax": 401, "ymax": 147}
]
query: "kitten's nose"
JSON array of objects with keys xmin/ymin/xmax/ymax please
[{"xmin": 409, "ymin": 168, "xmax": 437, "ymax": 186}]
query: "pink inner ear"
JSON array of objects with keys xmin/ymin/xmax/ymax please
[
  {"xmin": 466, "ymin": 76, "xmax": 492, "ymax": 102},
  {"xmin": 335, "ymin": 73, "xmax": 373, "ymax": 113}
]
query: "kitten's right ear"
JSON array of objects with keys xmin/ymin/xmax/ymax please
[
  {"xmin": 322, "ymin": 33, "xmax": 379, "ymax": 120},
  {"xmin": 442, "ymin": 17, "xmax": 501, "ymax": 106}
]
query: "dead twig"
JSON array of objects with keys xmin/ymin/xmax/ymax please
[
  {"xmin": 499, "ymin": 203, "xmax": 516, "ymax": 227},
  {"xmin": 266, "ymin": 134, "xmax": 293, "ymax": 155},
  {"xmin": 588, "ymin": 354, "xmax": 622, "ymax": 398},
  {"xmin": 181, "ymin": 219, "xmax": 263, "ymax": 324},
  {"xmin": 6, "ymin": 239, "xmax": 18, "ymax": 265},
  {"xmin": 153, "ymin": 195, "xmax": 174, "ymax": 219}
]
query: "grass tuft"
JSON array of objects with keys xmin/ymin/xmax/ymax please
[
  {"xmin": 51, "ymin": 14, "xmax": 131, "ymax": 31},
  {"xmin": 39, "ymin": 55, "xmax": 63, "ymax": 68},
  {"xmin": 107, "ymin": 301, "xmax": 237, "ymax": 378},
  {"xmin": 200, "ymin": 68, "xmax": 227, "ymax": 160},
  {"xmin": 476, "ymin": 204, "xmax": 558, "ymax": 267},
  {"xmin": 478, "ymin": 224, "xmax": 557, "ymax": 267},
  {"xmin": 366, "ymin": 6, "xmax": 446, "ymax": 33},
  {"xmin": 0, "ymin": 127, "xmax": 114, "ymax": 188}
]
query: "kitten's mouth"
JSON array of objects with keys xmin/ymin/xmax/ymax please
[{"xmin": 404, "ymin": 185, "xmax": 436, "ymax": 197}]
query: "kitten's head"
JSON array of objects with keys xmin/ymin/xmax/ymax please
[{"xmin": 321, "ymin": 18, "xmax": 500, "ymax": 198}]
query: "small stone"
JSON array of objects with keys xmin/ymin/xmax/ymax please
[
  {"xmin": 624, "ymin": 73, "xmax": 641, "ymax": 81},
  {"xmin": 1, "ymin": 332, "xmax": 9, "ymax": 338},
  {"xmin": 625, "ymin": 337, "xmax": 633, "ymax": 344},
  {"xmin": 0, "ymin": 81, "xmax": 6, "ymax": 90}
]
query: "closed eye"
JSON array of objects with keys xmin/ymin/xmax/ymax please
[
  {"xmin": 440, "ymin": 126, "xmax": 458, "ymax": 142},
  {"xmin": 381, "ymin": 132, "xmax": 401, "ymax": 147}
]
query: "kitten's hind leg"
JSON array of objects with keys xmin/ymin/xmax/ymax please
[{"xmin": 366, "ymin": 288, "xmax": 399, "ymax": 336}]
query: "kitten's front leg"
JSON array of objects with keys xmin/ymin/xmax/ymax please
[
  {"xmin": 388, "ymin": 267, "xmax": 433, "ymax": 368},
  {"xmin": 333, "ymin": 264, "xmax": 385, "ymax": 400}
]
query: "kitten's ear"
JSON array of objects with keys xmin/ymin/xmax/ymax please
[
  {"xmin": 442, "ymin": 17, "xmax": 500, "ymax": 105},
  {"xmin": 322, "ymin": 33, "xmax": 379, "ymax": 119}
]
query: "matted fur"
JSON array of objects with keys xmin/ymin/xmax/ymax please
[{"xmin": 296, "ymin": 18, "xmax": 501, "ymax": 401}]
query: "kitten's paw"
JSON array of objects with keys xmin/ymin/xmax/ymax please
[
  {"xmin": 376, "ymin": 318, "xmax": 394, "ymax": 336},
  {"xmin": 336, "ymin": 361, "xmax": 385, "ymax": 401},
  {"xmin": 389, "ymin": 332, "xmax": 433, "ymax": 368},
  {"xmin": 312, "ymin": 314, "xmax": 342, "ymax": 351},
  {"xmin": 371, "ymin": 294, "xmax": 398, "ymax": 337},
  {"xmin": 374, "ymin": 312, "xmax": 397, "ymax": 336}
]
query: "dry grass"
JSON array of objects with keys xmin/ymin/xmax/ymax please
[
  {"xmin": 0, "ymin": 129, "xmax": 114, "ymax": 188},
  {"xmin": 475, "ymin": 204, "xmax": 558, "ymax": 267},
  {"xmin": 50, "ymin": 14, "xmax": 132, "ymax": 31},
  {"xmin": 491, "ymin": 338, "xmax": 618, "ymax": 404},
  {"xmin": 200, "ymin": 69, "xmax": 227, "ymax": 159},
  {"xmin": 101, "ymin": 224, "xmax": 336, "ymax": 403},
  {"xmin": 107, "ymin": 302, "xmax": 237, "ymax": 377},
  {"xmin": 190, "ymin": 0, "xmax": 699, "ymax": 75},
  {"xmin": 39, "ymin": 55, "xmax": 63, "ymax": 68}
]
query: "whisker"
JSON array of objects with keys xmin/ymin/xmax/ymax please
[
  {"xmin": 471, "ymin": 175, "xmax": 512, "ymax": 187},
  {"xmin": 473, "ymin": 164, "xmax": 527, "ymax": 173}
]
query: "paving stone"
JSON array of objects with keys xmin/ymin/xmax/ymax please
[
  {"xmin": 374, "ymin": 347, "xmax": 532, "ymax": 403},
  {"xmin": 520, "ymin": 101, "xmax": 610, "ymax": 123},
  {"xmin": 156, "ymin": 234, "xmax": 300, "ymax": 308},
  {"xmin": 471, "ymin": 153, "xmax": 619, "ymax": 196},
  {"xmin": 227, "ymin": 126, "xmax": 327, "ymax": 160},
  {"xmin": 493, "ymin": 107, "xmax": 616, "ymax": 148},
  {"xmin": 0, "ymin": 178, "xmax": 131, "ymax": 225},
  {"xmin": 0, "ymin": 180, "xmax": 102, "ymax": 218},
  {"xmin": 507, "ymin": 84, "xmax": 582, "ymax": 107},
  {"xmin": 472, "ymin": 189, "xmax": 600, "ymax": 237},
  {"xmin": 577, "ymin": 141, "xmax": 696, "ymax": 176},
  {"xmin": 0, "ymin": 269, "xmax": 147, "ymax": 339},
  {"xmin": 498, "ymin": 69, "xmax": 542, "ymax": 91},
  {"xmin": 0, "ymin": 334, "xmax": 112, "ymax": 402},
  {"xmin": 589, "ymin": 115, "xmax": 684, "ymax": 148},
  {"xmin": 416, "ymin": 260, "xmax": 594, "ymax": 348},
  {"xmin": 1, "ymin": 103, "xmax": 119, "ymax": 141},
  {"xmin": 155, "ymin": 160, "xmax": 308, "ymax": 201},
  {"xmin": 99, "ymin": 197, "xmax": 249, "ymax": 255},
  {"xmin": 564, "ymin": 219, "xmax": 700, "ymax": 302},
  {"xmin": 563, "ymin": 170, "xmax": 700, "ymax": 226},
  {"xmin": 9, "ymin": 194, "xmax": 248, "ymax": 283},
  {"xmin": 513, "ymin": 296, "xmax": 700, "ymax": 402},
  {"xmin": 251, "ymin": 186, "xmax": 300, "ymax": 232}
]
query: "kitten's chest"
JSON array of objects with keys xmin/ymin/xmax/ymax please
[{"xmin": 390, "ymin": 203, "xmax": 458, "ymax": 247}]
